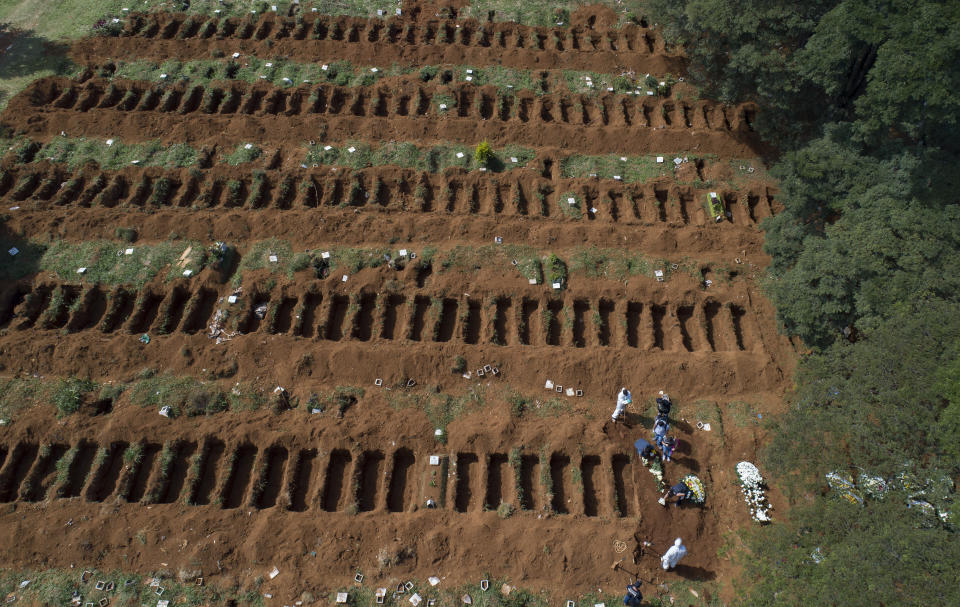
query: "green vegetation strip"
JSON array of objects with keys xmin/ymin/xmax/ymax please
[
  {"xmin": 0, "ymin": 238, "xmax": 206, "ymax": 286},
  {"xmin": 561, "ymin": 153, "xmax": 676, "ymax": 182},
  {"xmin": 14, "ymin": 137, "xmax": 199, "ymax": 170},
  {"xmin": 0, "ymin": 567, "xmax": 711, "ymax": 607},
  {"xmin": 0, "ymin": 568, "xmax": 263, "ymax": 607},
  {"xmin": 1, "ymin": 136, "xmax": 534, "ymax": 174},
  {"xmin": 102, "ymin": 58, "xmax": 674, "ymax": 98},
  {"xmin": 304, "ymin": 141, "xmax": 534, "ymax": 172}
]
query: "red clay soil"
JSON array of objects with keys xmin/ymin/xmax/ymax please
[
  {"xmin": 0, "ymin": 2, "xmax": 794, "ymax": 604},
  {"xmin": 70, "ymin": 11, "xmax": 684, "ymax": 74},
  {"xmin": 5, "ymin": 76, "xmax": 764, "ymax": 157}
]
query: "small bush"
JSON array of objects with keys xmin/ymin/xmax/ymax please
[
  {"xmin": 52, "ymin": 378, "xmax": 97, "ymax": 417},
  {"xmin": 474, "ymin": 140, "xmax": 493, "ymax": 166},
  {"xmin": 451, "ymin": 356, "xmax": 467, "ymax": 374},
  {"xmin": 497, "ymin": 502, "xmax": 515, "ymax": 518}
]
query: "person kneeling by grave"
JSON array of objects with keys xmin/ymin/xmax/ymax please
[
  {"xmin": 634, "ymin": 438, "xmax": 657, "ymax": 461},
  {"xmin": 623, "ymin": 580, "xmax": 643, "ymax": 607},
  {"xmin": 660, "ymin": 482, "xmax": 693, "ymax": 507}
]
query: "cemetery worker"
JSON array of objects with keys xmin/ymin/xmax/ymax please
[
  {"xmin": 661, "ymin": 482, "xmax": 692, "ymax": 507},
  {"xmin": 634, "ymin": 438, "xmax": 657, "ymax": 460},
  {"xmin": 652, "ymin": 413, "xmax": 670, "ymax": 448},
  {"xmin": 612, "ymin": 388, "xmax": 632, "ymax": 423},
  {"xmin": 623, "ymin": 581, "xmax": 643, "ymax": 607},
  {"xmin": 661, "ymin": 538, "xmax": 687, "ymax": 571},
  {"xmin": 661, "ymin": 436, "xmax": 677, "ymax": 462},
  {"xmin": 656, "ymin": 391, "xmax": 672, "ymax": 416}
]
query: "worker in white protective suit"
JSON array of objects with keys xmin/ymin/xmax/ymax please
[
  {"xmin": 661, "ymin": 538, "xmax": 687, "ymax": 571},
  {"xmin": 611, "ymin": 388, "xmax": 632, "ymax": 423}
]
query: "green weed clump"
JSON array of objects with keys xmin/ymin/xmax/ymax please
[{"xmin": 52, "ymin": 377, "xmax": 97, "ymax": 417}]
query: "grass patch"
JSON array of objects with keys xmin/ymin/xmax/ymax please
[
  {"xmin": 569, "ymin": 246, "xmax": 659, "ymax": 281},
  {"xmin": 51, "ymin": 377, "xmax": 97, "ymax": 417},
  {"xmin": 387, "ymin": 385, "xmax": 487, "ymax": 441},
  {"xmin": 560, "ymin": 153, "xmax": 674, "ymax": 183},
  {"xmin": 0, "ymin": 566, "xmax": 264, "ymax": 607},
  {"xmin": 0, "ymin": 377, "xmax": 51, "ymax": 420},
  {"xmin": 223, "ymin": 143, "xmax": 263, "ymax": 165},
  {"xmin": 129, "ymin": 373, "xmax": 221, "ymax": 417},
  {"xmin": 35, "ymin": 239, "xmax": 205, "ymax": 287},
  {"xmin": 27, "ymin": 137, "xmax": 197, "ymax": 170},
  {"xmin": 558, "ymin": 191, "xmax": 583, "ymax": 219},
  {"xmin": 461, "ymin": 0, "xmax": 647, "ymax": 28}
]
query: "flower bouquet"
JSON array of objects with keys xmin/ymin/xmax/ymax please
[
  {"xmin": 736, "ymin": 462, "xmax": 771, "ymax": 522},
  {"xmin": 681, "ymin": 474, "xmax": 706, "ymax": 504}
]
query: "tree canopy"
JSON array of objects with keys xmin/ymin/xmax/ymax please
[{"xmin": 646, "ymin": 1, "xmax": 960, "ymax": 604}]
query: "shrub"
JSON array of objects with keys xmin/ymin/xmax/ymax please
[
  {"xmin": 474, "ymin": 140, "xmax": 493, "ymax": 166},
  {"xmin": 52, "ymin": 378, "xmax": 97, "ymax": 417}
]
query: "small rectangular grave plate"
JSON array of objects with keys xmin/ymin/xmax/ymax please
[
  {"xmin": 269, "ymin": 567, "xmax": 279, "ymax": 580},
  {"xmin": 183, "ymin": 269, "xmax": 193, "ymax": 277},
  {"xmin": 405, "ymin": 582, "xmax": 414, "ymax": 591},
  {"xmin": 566, "ymin": 388, "xmax": 575, "ymax": 396},
  {"xmin": 483, "ymin": 365, "xmax": 492, "ymax": 372},
  {"xmin": 324, "ymin": 145, "xmax": 332, "ymax": 150},
  {"xmin": 439, "ymin": 104, "xmax": 447, "ymax": 110},
  {"xmin": 494, "ymin": 236, "xmax": 503, "ymax": 244},
  {"xmin": 456, "ymin": 152, "xmax": 464, "ymax": 158},
  {"xmin": 434, "ymin": 428, "xmax": 443, "ymax": 436},
  {"xmin": 620, "ymin": 157, "xmax": 627, "ymax": 161},
  {"xmin": 157, "ymin": 601, "xmax": 169, "ymax": 607},
  {"xmin": 428, "ymin": 601, "xmax": 436, "ymax": 607},
  {"xmin": 567, "ymin": 197, "xmax": 576, "ymax": 205},
  {"xmin": 556, "ymin": 386, "xmax": 563, "ymax": 393},
  {"xmin": 322, "ymin": 251, "xmax": 331, "ymax": 259},
  {"xmin": 567, "ymin": 602, "xmax": 575, "ymax": 607},
  {"xmin": 528, "ymin": 278, "xmax": 537, "ymax": 285},
  {"xmin": 375, "ymin": 378, "xmax": 383, "ymax": 386},
  {"xmin": 269, "ymin": 254, "xmax": 278, "ymax": 263},
  {"xmin": 576, "ymin": 390, "xmax": 583, "ymax": 397},
  {"xmin": 613, "ymin": 175, "xmax": 622, "ymax": 181},
  {"xmin": 99, "ymin": 599, "xmax": 109, "ymax": 607},
  {"xmin": 342, "ymin": 275, "xmax": 349, "ymax": 282},
  {"xmin": 77, "ymin": 267, "xmax": 87, "ymax": 274},
  {"xmin": 95, "ymin": 581, "xmax": 105, "ymax": 591},
  {"xmin": 465, "ymin": 76, "xmax": 472, "ymax": 81},
  {"xmin": 377, "ymin": 595, "xmax": 385, "ymax": 604},
  {"xmin": 492, "ymin": 367, "xmax": 499, "ymax": 375},
  {"xmin": 552, "ymin": 282, "xmax": 562, "ymax": 289},
  {"xmin": 430, "ymin": 456, "xmax": 440, "ymax": 465},
  {"xmin": 355, "ymin": 573, "xmax": 364, "ymax": 583},
  {"xmin": 656, "ymin": 156, "xmax": 664, "ymax": 163},
  {"xmin": 195, "ymin": 578, "xmax": 203, "ymax": 586},
  {"xmin": 510, "ymin": 157, "xmax": 518, "ymax": 163},
  {"xmin": 336, "ymin": 593, "xmax": 349, "ymax": 604},
  {"xmin": 428, "ymin": 577, "xmax": 440, "ymax": 587},
  {"xmin": 410, "ymin": 593, "xmax": 422, "ymax": 606},
  {"xmin": 227, "ymin": 295, "xmax": 238, "ymax": 304},
  {"xmin": 124, "ymin": 248, "xmax": 134, "ymax": 255},
  {"xmin": 348, "ymin": 147, "xmax": 356, "ymax": 153},
  {"xmin": 149, "ymin": 579, "xmax": 160, "ymax": 588},
  {"xmin": 399, "ymin": 249, "xmax": 408, "ymax": 257},
  {"xmin": 477, "ymin": 368, "xmax": 485, "ymax": 376},
  {"xmin": 545, "ymin": 380, "xmax": 554, "ymax": 389},
  {"xmin": 155, "ymin": 587, "xmax": 164, "ymax": 596},
  {"xmin": 594, "ymin": 603, "xmax": 605, "ymax": 607}
]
